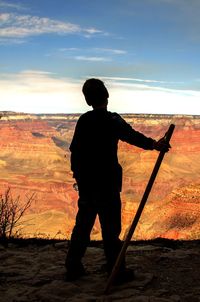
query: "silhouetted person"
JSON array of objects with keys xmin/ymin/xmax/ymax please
[{"xmin": 65, "ymin": 78, "xmax": 170, "ymax": 282}]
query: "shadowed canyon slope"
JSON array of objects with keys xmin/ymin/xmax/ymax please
[{"xmin": 0, "ymin": 112, "xmax": 199, "ymax": 240}]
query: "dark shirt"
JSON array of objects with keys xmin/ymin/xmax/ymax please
[{"xmin": 70, "ymin": 108, "xmax": 155, "ymax": 194}]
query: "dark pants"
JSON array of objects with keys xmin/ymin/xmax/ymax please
[{"xmin": 65, "ymin": 191, "xmax": 124, "ymax": 273}]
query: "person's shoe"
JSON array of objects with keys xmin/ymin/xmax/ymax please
[
  {"xmin": 64, "ymin": 264, "xmax": 87, "ymax": 282},
  {"xmin": 113, "ymin": 268, "xmax": 135, "ymax": 285}
]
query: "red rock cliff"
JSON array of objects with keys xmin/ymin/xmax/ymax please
[{"xmin": 0, "ymin": 113, "xmax": 199, "ymax": 240}]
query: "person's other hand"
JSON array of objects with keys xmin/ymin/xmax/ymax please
[{"xmin": 153, "ymin": 137, "xmax": 171, "ymax": 152}]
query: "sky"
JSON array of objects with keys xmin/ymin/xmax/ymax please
[{"xmin": 0, "ymin": 0, "xmax": 200, "ymax": 115}]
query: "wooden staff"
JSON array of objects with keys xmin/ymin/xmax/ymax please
[{"xmin": 104, "ymin": 124, "xmax": 175, "ymax": 294}]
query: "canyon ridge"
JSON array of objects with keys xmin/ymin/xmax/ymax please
[{"xmin": 0, "ymin": 112, "xmax": 199, "ymax": 240}]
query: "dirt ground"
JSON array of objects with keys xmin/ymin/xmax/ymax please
[{"xmin": 0, "ymin": 239, "xmax": 200, "ymax": 301}]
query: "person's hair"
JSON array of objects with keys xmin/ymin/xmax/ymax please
[{"xmin": 82, "ymin": 78, "xmax": 109, "ymax": 107}]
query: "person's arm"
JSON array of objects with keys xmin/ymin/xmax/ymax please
[{"xmin": 113, "ymin": 113, "xmax": 170, "ymax": 152}]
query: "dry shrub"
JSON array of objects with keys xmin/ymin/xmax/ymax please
[{"xmin": 0, "ymin": 187, "xmax": 36, "ymax": 240}]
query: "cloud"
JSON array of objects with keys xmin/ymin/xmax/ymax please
[
  {"xmin": 94, "ymin": 48, "xmax": 127, "ymax": 55},
  {"xmin": 99, "ymin": 76, "xmax": 179, "ymax": 84},
  {"xmin": 60, "ymin": 48, "xmax": 127, "ymax": 55},
  {"xmin": 74, "ymin": 56, "xmax": 111, "ymax": 62},
  {"xmin": 59, "ymin": 48, "xmax": 79, "ymax": 52},
  {"xmin": 57, "ymin": 48, "xmax": 126, "ymax": 61},
  {"xmin": 0, "ymin": 37, "xmax": 25, "ymax": 45},
  {"xmin": 20, "ymin": 70, "xmax": 56, "ymax": 76},
  {"xmin": 107, "ymin": 80, "xmax": 200, "ymax": 115},
  {"xmin": 0, "ymin": 13, "xmax": 80, "ymax": 37},
  {"xmin": 0, "ymin": 71, "xmax": 199, "ymax": 115},
  {"xmin": 0, "ymin": 70, "xmax": 87, "ymax": 113},
  {"xmin": 0, "ymin": 1, "xmax": 25, "ymax": 10},
  {"xmin": 0, "ymin": 13, "xmax": 103, "ymax": 41},
  {"xmin": 85, "ymin": 28, "xmax": 102, "ymax": 35}
]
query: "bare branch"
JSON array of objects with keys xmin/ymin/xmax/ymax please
[{"xmin": 0, "ymin": 187, "xmax": 36, "ymax": 240}]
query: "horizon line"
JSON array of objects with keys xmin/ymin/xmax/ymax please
[{"xmin": 0, "ymin": 110, "xmax": 199, "ymax": 118}]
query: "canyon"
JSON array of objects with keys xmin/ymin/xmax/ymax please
[{"xmin": 0, "ymin": 112, "xmax": 199, "ymax": 240}]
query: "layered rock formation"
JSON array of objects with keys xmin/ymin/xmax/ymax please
[{"xmin": 0, "ymin": 112, "xmax": 199, "ymax": 240}]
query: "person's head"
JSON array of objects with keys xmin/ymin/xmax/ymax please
[{"xmin": 82, "ymin": 78, "xmax": 109, "ymax": 108}]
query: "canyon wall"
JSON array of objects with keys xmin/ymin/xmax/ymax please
[{"xmin": 0, "ymin": 112, "xmax": 199, "ymax": 240}]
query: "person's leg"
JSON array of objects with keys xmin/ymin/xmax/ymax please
[
  {"xmin": 98, "ymin": 192, "xmax": 124, "ymax": 273},
  {"xmin": 65, "ymin": 199, "xmax": 96, "ymax": 280},
  {"xmin": 98, "ymin": 192, "xmax": 135, "ymax": 284}
]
